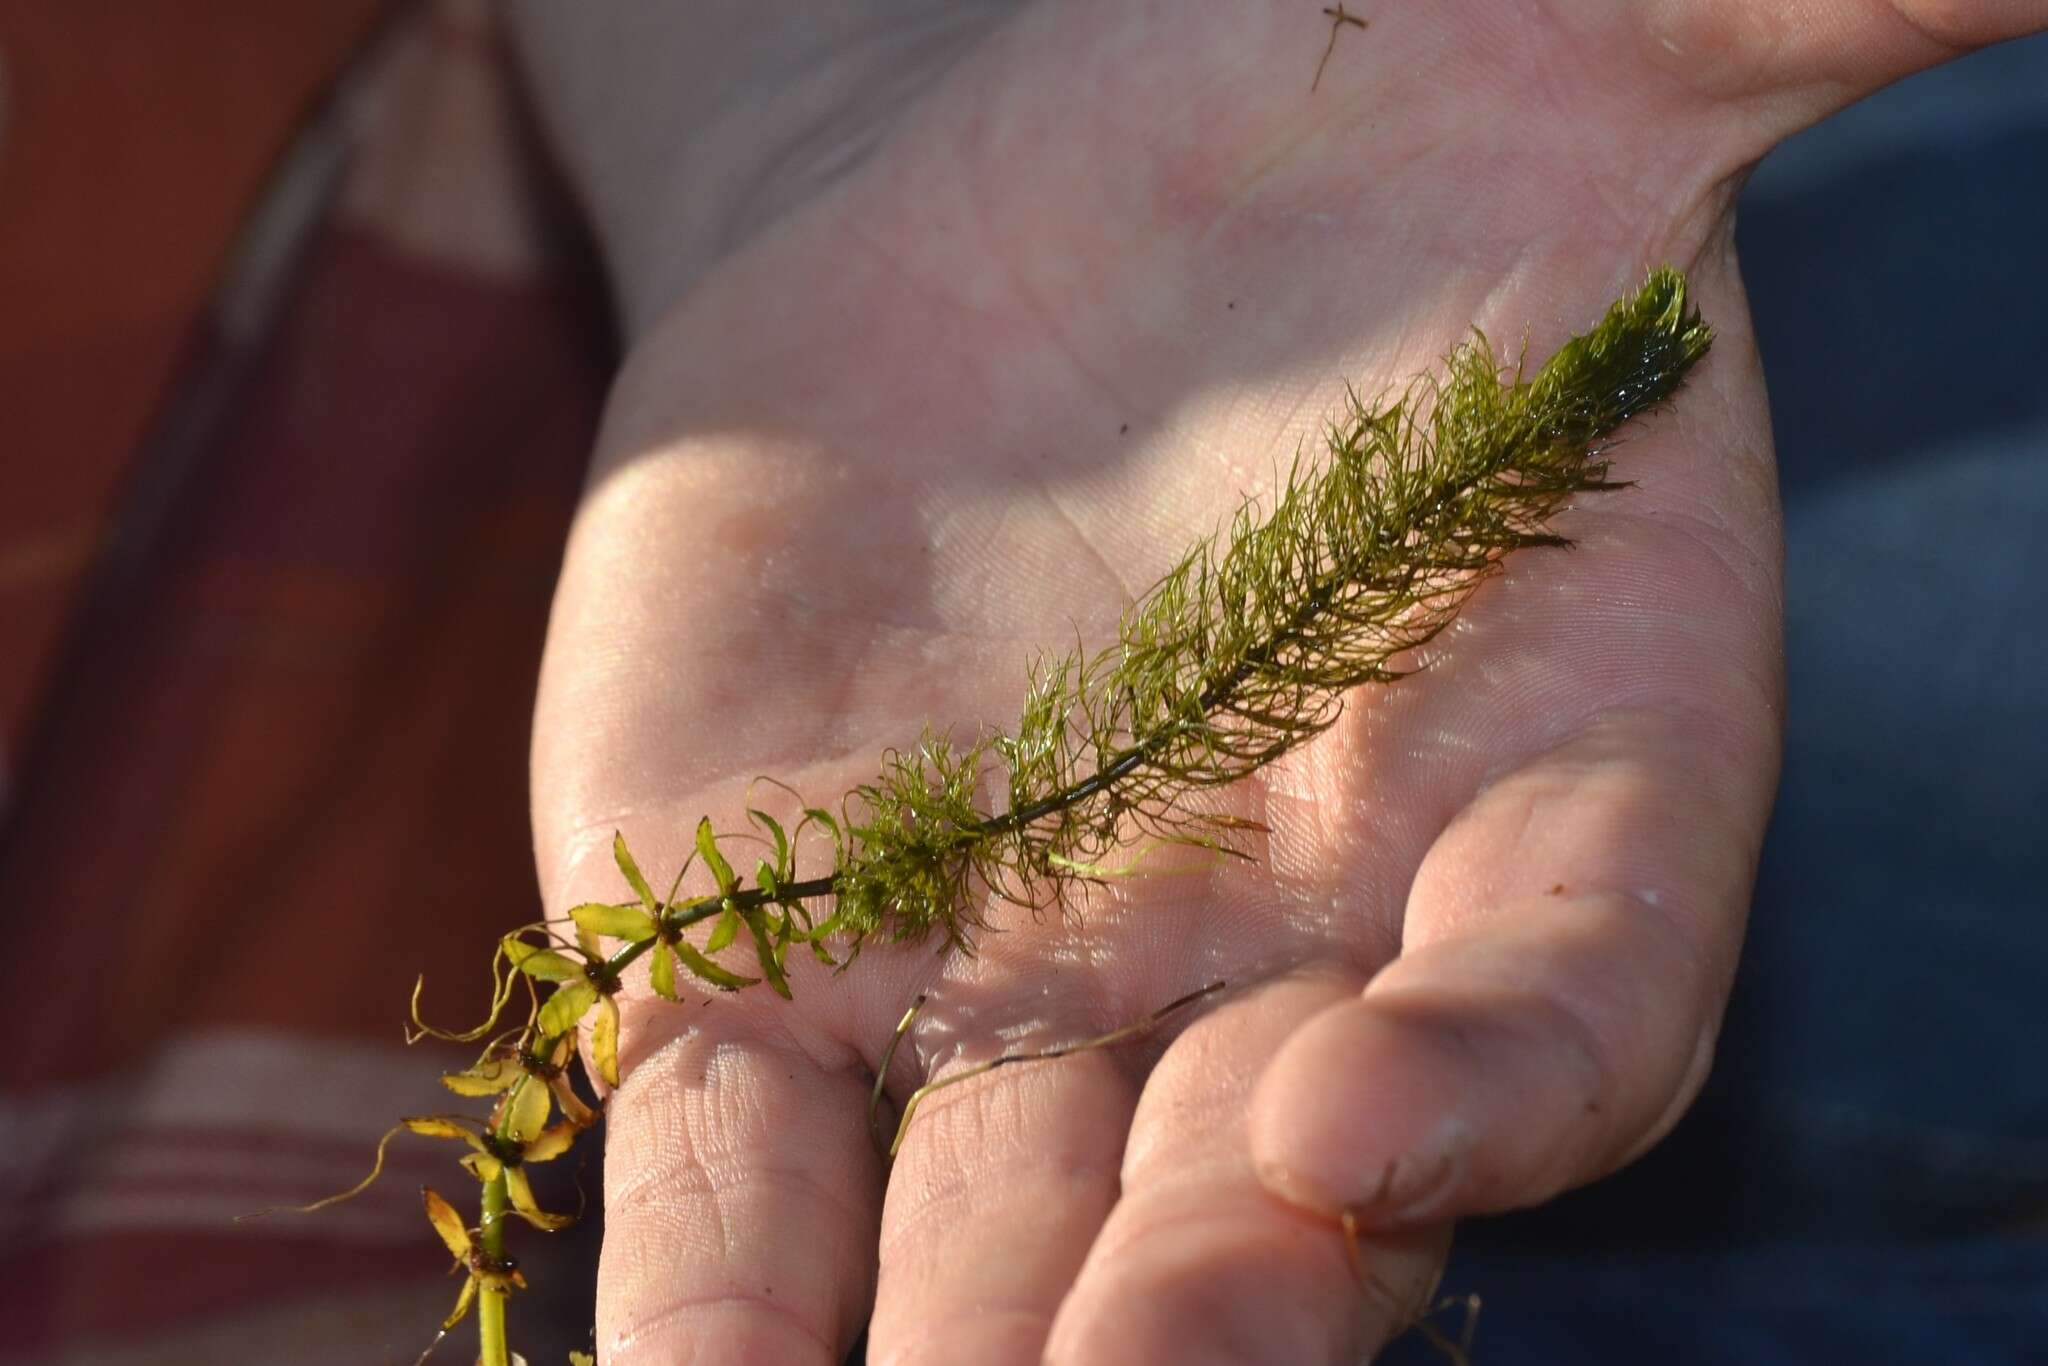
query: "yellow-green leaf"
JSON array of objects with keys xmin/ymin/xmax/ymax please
[
  {"xmin": 705, "ymin": 902, "xmax": 740, "ymax": 955},
  {"xmin": 422, "ymin": 1186, "xmax": 473, "ymax": 1262},
  {"xmin": 572, "ymin": 1352, "xmax": 596, "ymax": 1366},
  {"xmin": 502, "ymin": 1076, "xmax": 552, "ymax": 1144},
  {"xmin": 570, "ymin": 902, "xmax": 657, "ymax": 943},
  {"xmin": 756, "ymin": 860, "xmax": 780, "ymax": 899},
  {"xmin": 537, "ymin": 979, "xmax": 598, "ymax": 1035},
  {"xmin": 648, "ymin": 940, "xmax": 678, "ymax": 1001},
  {"xmin": 440, "ymin": 1056, "xmax": 522, "ymax": 1096},
  {"xmin": 459, "ymin": 1150, "xmax": 502, "ymax": 1183},
  {"xmin": 672, "ymin": 939, "xmax": 757, "ymax": 992},
  {"xmin": 403, "ymin": 1116, "xmax": 484, "ymax": 1147},
  {"xmin": 613, "ymin": 830, "xmax": 657, "ymax": 910},
  {"xmin": 442, "ymin": 1273, "xmax": 478, "ymax": 1331},
  {"xmin": 523, "ymin": 1121, "xmax": 579, "ymax": 1165},
  {"xmin": 696, "ymin": 816, "xmax": 738, "ymax": 896},
  {"xmin": 546, "ymin": 1072, "xmax": 597, "ymax": 1129},
  {"xmin": 505, "ymin": 940, "xmax": 582, "ymax": 982},
  {"xmin": 504, "ymin": 1167, "xmax": 576, "ymax": 1231},
  {"xmin": 590, "ymin": 995, "xmax": 621, "ymax": 1089}
]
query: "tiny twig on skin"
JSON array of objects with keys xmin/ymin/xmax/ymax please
[
  {"xmin": 877, "ymin": 981, "xmax": 1229, "ymax": 1159},
  {"xmin": 1313, "ymin": 3, "xmax": 1369, "ymax": 92},
  {"xmin": 1341, "ymin": 1208, "xmax": 1482, "ymax": 1364},
  {"xmin": 869, "ymin": 992, "xmax": 930, "ymax": 1155}
]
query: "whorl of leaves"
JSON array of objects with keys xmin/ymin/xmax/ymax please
[{"xmin": 825, "ymin": 266, "xmax": 1712, "ymax": 948}]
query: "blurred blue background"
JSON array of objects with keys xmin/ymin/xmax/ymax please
[{"xmin": 1388, "ymin": 32, "xmax": 2048, "ymax": 1366}]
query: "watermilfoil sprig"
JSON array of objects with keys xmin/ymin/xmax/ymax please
[{"xmin": 322, "ymin": 268, "xmax": 1712, "ymax": 1366}]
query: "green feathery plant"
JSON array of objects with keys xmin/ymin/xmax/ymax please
[{"xmin": 291, "ymin": 268, "xmax": 1711, "ymax": 1366}]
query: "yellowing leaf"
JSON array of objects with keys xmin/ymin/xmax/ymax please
[
  {"xmin": 442, "ymin": 1273, "xmax": 478, "ymax": 1331},
  {"xmin": 538, "ymin": 979, "xmax": 598, "ymax": 1036},
  {"xmin": 505, "ymin": 1167, "xmax": 575, "ymax": 1231},
  {"xmin": 648, "ymin": 940, "xmax": 678, "ymax": 1001},
  {"xmin": 403, "ymin": 1116, "xmax": 482, "ymax": 1145},
  {"xmin": 696, "ymin": 816, "xmax": 738, "ymax": 896},
  {"xmin": 459, "ymin": 1150, "xmax": 502, "ymax": 1183},
  {"xmin": 546, "ymin": 1072, "xmax": 597, "ymax": 1129},
  {"xmin": 440, "ymin": 1056, "xmax": 522, "ymax": 1096},
  {"xmin": 422, "ymin": 1186, "xmax": 473, "ymax": 1263},
  {"xmin": 502, "ymin": 1076, "xmax": 552, "ymax": 1145},
  {"xmin": 523, "ymin": 1121, "xmax": 578, "ymax": 1165},
  {"xmin": 613, "ymin": 830, "xmax": 657, "ymax": 910},
  {"xmin": 590, "ymin": 994, "xmax": 621, "ymax": 1089},
  {"xmin": 569, "ymin": 902, "xmax": 657, "ymax": 943}
]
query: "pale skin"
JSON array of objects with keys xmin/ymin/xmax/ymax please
[{"xmin": 509, "ymin": 2, "xmax": 2048, "ymax": 1361}]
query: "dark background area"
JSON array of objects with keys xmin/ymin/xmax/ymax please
[{"xmin": 1398, "ymin": 30, "xmax": 2048, "ymax": 1366}]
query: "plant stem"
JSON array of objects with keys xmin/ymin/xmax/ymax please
[
  {"xmin": 600, "ymin": 268, "xmax": 1710, "ymax": 962},
  {"xmin": 598, "ymin": 566, "xmax": 1420, "ymax": 939},
  {"xmin": 477, "ymin": 1135, "xmax": 513, "ymax": 1366}
]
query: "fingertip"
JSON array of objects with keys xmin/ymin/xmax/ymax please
[
  {"xmin": 1250, "ymin": 899, "xmax": 1725, "ymax": 1230},
  {"xmin": 1636, "ymin": 0, "xmax": 2048, "ymax": 144},
  {"xmin": 1047, "ymin": 1200, "xmax": 1364, "ymax": 1366},
  {"xmin": 1049, "ymin": 973, "xmax": 1438, "ymax": 1366},
  {"xmin": 1882, "ymin": 0, "xmax": 2048, "ymax": 52},
  {"xmin": 1248, "ymin": 1000, "xmax": 1479, "ymax": 1223}
]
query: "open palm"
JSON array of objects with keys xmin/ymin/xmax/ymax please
[{"xmin": 522, "ymin": 2, "xmax": 2032, "ymax": 1360}]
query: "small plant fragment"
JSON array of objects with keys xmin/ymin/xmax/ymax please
[
  {"xmin": 307, "ymin": 268, "xmax": 1711, "ymax": 1366},
  {"xmin": 422, "ymin": 1185, "xmax": 526, "ymax": 1329},
  {"xmin": 1342, "ymin": 1207, "xmax": 1483, "ymax": 1363},
  {"xmin": 1313, "ymin": 3, "xmax": 1369, "ymax": 92},
  {"xmin": 873, "ymin": 981, "xmax": 1228, "ymax": 1158}
]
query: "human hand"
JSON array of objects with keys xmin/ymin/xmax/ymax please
[{"xmin": 524, "ymin": 3, "xmax": 2045, "ymax": 1360}]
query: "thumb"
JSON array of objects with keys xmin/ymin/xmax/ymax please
[
  {"xmin": 1632, "ymin": 0, "xmax": 2048, "ymax": 140},
  {"xmin": 1246, "ymin": 707, "xmax": 1766, "ymax": 1229}
]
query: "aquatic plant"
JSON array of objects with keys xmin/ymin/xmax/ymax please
[{"xmin": 304, "ymin": 268, "xmax": 1709, "ymax": 1365}]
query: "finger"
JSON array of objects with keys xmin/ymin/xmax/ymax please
[
  {"xmin": 1250, "ymin": 707, "xmax": 1766, "ymax": 1225},
  {"xmin": 1047, "ymin": 974, "xmax": 1450, "ymax": 1366},
  {"xmin": 1622, "ymin": 0, "xmax": 2048, "ymax": 134},
  {"xmin": 866, "ymin": 1035, "xmax": 1138, "ymax": 1365},
  {"xmin": 596, "ymin": 1000, "xmax": 882, "ymax": 1365}
]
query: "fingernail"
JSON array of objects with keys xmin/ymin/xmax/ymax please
[{"xmin": 1257, "ymin": 1110, "xmax": 1471, "ymax": 1226}]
